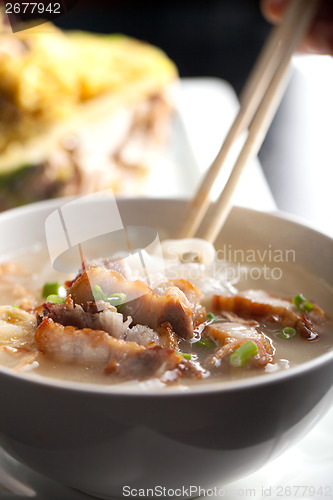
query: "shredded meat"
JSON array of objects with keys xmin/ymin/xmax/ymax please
[
  {"xmin": 156, "ymin": 322, "xmax": 180, "ymax": 349},
  {"xmin": 211, "ymin": 293, "xmax": 324, "ymax": 340},
  {"xmin": 67, "ymin": 267, "xmax": 196, "ymax": 339},
  {"xmin": 204, "ymin": 321, "xmax": 273, "ymax": 368},
  {"xmin": 209, "ymin": 338, "xmax": 273, "ymax": 368},
  {"xmin": 35, "ymin": 317, "xmax": 203, "ymax": 381}
]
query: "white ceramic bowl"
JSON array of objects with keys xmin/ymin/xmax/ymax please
[{"xmin": 0, "ymin": 198, "xmax": 332, "ymax": 500}]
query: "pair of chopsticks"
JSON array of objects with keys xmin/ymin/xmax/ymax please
[{"xmin": 179, "ymin": 0, "xmax": 320, "ymax": 244}]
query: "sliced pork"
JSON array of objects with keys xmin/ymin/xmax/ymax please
[
  {"xmin": 35, "ymin": 318, "xmax": 203, "ymax": 381},
  {"xmin": 67, "ymin": 267, "xmax": 196, "ymax": 339},
  {"xmin": 211, "ymin": 291, "xmax": 324, "ymax": 340},
  {"xmin": 39, "ymin": 296, "xmax": 162, "ymax": 347},
  {"xmin": 159, "ymin": 278, "xmax": 207, "ymax": 327},
  {"xmin": 39, "ymin": 296, "xmax": 130, "ymax": 336}
]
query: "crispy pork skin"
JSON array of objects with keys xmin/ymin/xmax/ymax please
[
  {"xmin": 211, "ymin": 292, "xmax": 324, "ymax": 340},
  {"xmin": 68, "ymin": 267, "xmax": 196, "ymax": 339},
  {"xmin": 35, "ymin": 318, "xmax": 203, "ymax": 381}
]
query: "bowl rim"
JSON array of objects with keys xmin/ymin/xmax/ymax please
[
  {"xmin": 0, "ymin": 196, "xmax": 332, "ymax": 397},
  {"xmin": 0, "ymin": 194, "xmax": 332, "ymax": 240}
]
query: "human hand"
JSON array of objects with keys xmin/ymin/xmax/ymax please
[{"xmin": 261, "ymin": 0, "xmax": 333, "ymax": 55}]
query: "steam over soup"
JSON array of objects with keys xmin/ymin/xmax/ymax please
[{"xmin": 0, "ymin": 240, "xmax": 332, "ymax": 388}]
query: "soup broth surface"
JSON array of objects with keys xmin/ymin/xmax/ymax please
[{"xmin": 0, "ymin": 244, "xmax": 332, "ymax": 390}]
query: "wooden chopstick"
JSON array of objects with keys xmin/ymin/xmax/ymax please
[{"xmin": 179, "ymin": 0, "xmax": 320, "ymax": 242}]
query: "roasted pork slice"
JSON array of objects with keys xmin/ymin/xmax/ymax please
[
  {"xmin": 104, "ymin": 345, "xmax": 202, "ymax": 381},
  {"xmin": 205, "ymin": 322, "xmax": 272, "ymax": 350},
  {"xmin": 40, "ymin": 296, "xmax": 161, "ymax": 347},
  {"xmin": 67, "ymin": 267, "xmax": 196, "ymax": 339},
  {"xmin": 84, "ymin": 257, "xmax": 133, "ymax": 280},
  {"xmin": 39, "ymin": 296, "xmax": 131, "ymax": 337},
  {"xmin": 211, "ymin": 291, "xmax": 324, "ymax": 340},
  {"xmin": 35, "ymin": 318, "xmax": 202, "ymax": 381},
  {"xmin": 158, "ymin": 278, "xmax": 207, "ymax": 327}
]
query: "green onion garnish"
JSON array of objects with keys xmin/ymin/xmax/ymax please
[
  {"xmin": 206, "ymin": 312, "xmax": 223, "ymax": 324},
  {"xmin": 279, "ymin": 327, "xmax": 297, "ymax": 339},
  {"xmin": 180, "ymin": 352, "xmax": 192, "ymax": 360},
  {"xmin": 46, "ymin": 294, "xmax": 65, "ymax": 304},
  {"xmin": 92, "ymin": 285, "xmax": 108, "ymax": 302},
  {"xmin": 42, "ymin": 282, "xmax": 62, "ymax": 298},
  {"xmin": 229, "ymin": 341, "xmax": 258, "ymax": 367},
  {"xmin": 292, "ymin": 294, "xmax": 314, "ymax": 313},
  {"xmin": 206, "ymin": 312, "xmax": 217, "ymax": 321},
  {"xmin": 196, "ymin": 337, "xmax": 215, "ymax": 348},
  {"xmin": 107, "ymin": 293, "xmax": 127, "ymax": 309},
  {"xmin": 92, "ymin": 285, "xmax": 126, "ymax": 310}
]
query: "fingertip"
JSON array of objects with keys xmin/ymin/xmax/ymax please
[{"xmin": 261, "ymin": 0, "xmax": 289, "ymax": 23}]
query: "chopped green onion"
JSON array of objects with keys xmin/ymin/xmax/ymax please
[
  {"xmin": 42, "ymin": 281, "xmax": 62, "ymax": 298},
  {"xmin": 229, "ymin": 340, "xmax": 258, "ymax": 368},
  {"xmin": 206, "ymin": 312, "xmax": 223, "ymax": 324},
  {"xmin": 206, "ymin": 312, "xmax": 217, "ymax": 321},
  {"xmin": 92, "ymin": 285, "xmax": 126, "ymax": 310},
  {"xmin": 46, "ymin": 294, "xmax": 65, "ymax": 304},
  {"xmin": 107, "ymin": 293, "xmax": 127, "ymax": 309},
  {"xmin": 196, "ymin": 337, "xmax": 215, "ymax": 348},
  {"xmin": 279, "ymin": 327, "xmax": 297, "ymax": 339},
  {"xmin": 292, "ymin": 294, "xmax": 314, "ymax": 313},
  {"xmin": 180, "ymin": 352, "xmax": 192, "ymax": 360},
  {"xmin": 92, "ymin": 285, "xmax": 108, "ymax": 302}
]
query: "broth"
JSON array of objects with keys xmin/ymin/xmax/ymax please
[{"xmin": 0, "ymin": 244, "xmax": 332, "ymax": 389}]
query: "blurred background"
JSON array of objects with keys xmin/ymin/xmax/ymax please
[
  {"xmin": 56, "ymin": 0, "xmax": 333, "ymax": 236},
  {"xmin": 1, "ymin": 0, "xmax": 332, "ymax": 236}
]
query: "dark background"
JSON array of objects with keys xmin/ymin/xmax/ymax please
[{"xmin": 55, "ymin": 0, "xmax": 270, "ymax": 96}]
